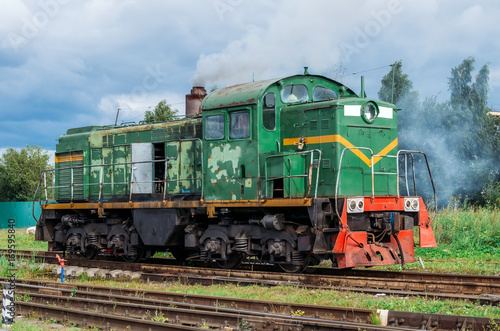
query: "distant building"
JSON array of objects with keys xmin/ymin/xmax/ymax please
[{"xmin": 488, "ymin": 111, "xmax": 500, "ymax": 117}]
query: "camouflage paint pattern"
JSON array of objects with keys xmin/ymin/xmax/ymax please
[{"xmin": 54, "ymin": 119, "xmax": 202, "ymax": 201}]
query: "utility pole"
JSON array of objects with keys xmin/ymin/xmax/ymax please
[
  {"xmin": 390, "ymin": 63, "xmax": 396, "ymax": 104},
  {"xmin": 114, "ymin": 108, "xmax": 120, "ymax": 126}
]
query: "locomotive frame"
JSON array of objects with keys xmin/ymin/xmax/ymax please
[{"xmin": 34, "ymin": 70, "xmax": 437, "ymax": 271}]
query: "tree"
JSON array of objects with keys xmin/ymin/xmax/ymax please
[
  {"xmin": 444, "ymin": 57, "xmax": 498, "ymax": 203},
  {"xmin": 0, "ymin": 145, "xmax": 51, "ymax": 201},
  {"xmin": 143, "ymin": 99, "xmax": 178, "ymax": 124},
  {"xmin": 378, "ymin": 57, "xmax": 500, "ymax": 206},
  {"xmin": 378, "ymin": 60, "xmax": 413, "ymax": 105},
  {"xmin": 378, "ymin": 60, "xmax": 422, "ymax": 153}
]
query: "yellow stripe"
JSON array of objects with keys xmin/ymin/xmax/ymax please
[
  {"xmin": 55, "ymin": 154, "xmax": 83, "ymax": 163},
  {"xmin": 373, "ymin": 138, "xmax": 398, "ymax": 163},
  {"xmin": 71, "ymin": 154, "xmax": 84, "ymax": 162},
  {"xmin": 283, "ymin": 135, "xmax": 398, "ymax": 167},
  {"xmin": 55, "ymin": 156, "xmax": 69, "ymax": 163}
]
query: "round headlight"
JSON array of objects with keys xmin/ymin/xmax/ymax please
[
  {"xmin": 361, "ymin": 102, "xmax": 379, "ymax": 123},
  {"xmin": 349, "ymin": 200, "xmax": 357, "ymax": 211},
  {"xmin": 364, "ymin": 104, "xmax": 376, "ymax": 120},
  {"xmin": 405, "ymin": 200, "xmax": 411, "ymax": 209},
  {"xmin": 358, "ymin": 200, "xmax": 364, "ymax": 210},
  {"xmin": 411, "ymin": 199, "xmax": 419, "ymax": 210}
]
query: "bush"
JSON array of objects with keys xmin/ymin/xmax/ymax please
[{"xmin": 482, "ymin": 179, "xmax": 500, "ymax": 208}]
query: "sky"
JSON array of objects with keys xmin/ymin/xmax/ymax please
[{"xmin": 1, "ymin": 0, "xmax": 499, "ymax": 160}]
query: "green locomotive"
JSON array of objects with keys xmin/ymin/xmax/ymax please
[{"xmin": 35, "ymin": 69, "xmax": 437, "ymax": 270}]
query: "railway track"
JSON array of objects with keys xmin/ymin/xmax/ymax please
[
  {"xmin": 5, "ymin": 281, "xmax": 415, "ymax": 330},
  {"xmin": 11, "ymin": 249, "xmax": 500, "ymax": 284},
  {"xmin": 3, "ymin": 279, "xmax": 498, "ymax": 330},
  {"xmin": 10, "ymin": 249, "xmax": 500, "ymax": 304}
]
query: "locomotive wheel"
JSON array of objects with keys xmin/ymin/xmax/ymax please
[
  {"xmin": 216, "ymin": 252, "xmax": 243, "ymax": 269},
  {"xmin": 278, "ymin": 256, "xmax": 310, "ymax": 273},
  {"xmin": 121, "ymin": 248, "xmax": 144, "ymax": 263},
  {"xmin": 79, "ymin": 246, "xmax": 98, "ymax": 260}
]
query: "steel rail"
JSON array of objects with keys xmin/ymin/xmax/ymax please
[
  {"xmin": 7, "ymin": 250, "xmax": 500, "ymax": 302},
  {"xmin": 5, "ymin": 280, "xmax": 496, "ymax": 330},
  {"xmin": 7, "ymin": 249, "xmax": 500, "ymax": 287},
  {"xmin": 15, "ymin": 301, "xmax": 202, "ymax": 331},
  {"xmin": 9, "ymin": 286, "xmax": 416, "ymax": 330}
]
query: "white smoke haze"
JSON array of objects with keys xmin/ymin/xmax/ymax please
[
  {"xmin": 397, "ymin": 90, "xmax": 495, "ymax": 205},
  {"xmin": 191, "ymin": 0, "xmax": 393, "ymax": 87},
  {"xmin": 191, "ymin": 29, "xmax": 342, "ymax": 88}
]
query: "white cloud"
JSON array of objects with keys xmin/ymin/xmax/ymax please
[
  {"xmin": 192, "ymin": 0, "xmax": 394, "ymax": 87},
  {"xmin": 98, "ymin": 90, "xmax": 186, "ymax": 125},
  {"xmin": 0, "ymin": 0, "xmax": 500, "ymax": 151}
]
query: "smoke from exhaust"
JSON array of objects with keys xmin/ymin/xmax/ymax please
[{"xmin": 188, "ymin": 0, "xmax": 375, "ymax": 88}]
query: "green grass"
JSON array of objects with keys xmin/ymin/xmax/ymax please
[
  {"xmin": 0, "ymin": 228, "xmax": 47, "ymax": 251},
  {"xmin": 0, "ymin": 320, "xmax": 46, "ymax": 331},
  {"xmin": 416, "ymin": 206, "xmax": 500, "ymax": 275},
  {"xmin": 370, "ymin": 206, "xmax": 500, "ymax": 275},
  {"xmin": 0, "ymin": 254, "xmax": 47, "ymax": 279},
  {"xmin": 0, "ymin": 228, "xmax": 54, "ymax": 280},
  {"xmin": 1, "ymin": 319, "xmax": 99, "ymax": 330},
  {"xmin": 429, "ymin": 206, "xmax": 500, "ymax": 258}
]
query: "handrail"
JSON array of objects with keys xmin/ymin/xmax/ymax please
[
  {"xmin": 34, "ymin": 139, "xmax": 204, "ymax": 206},
  {"xmin": 397, "ymin": 150, "xmax": 437, "ymax": 222},
  {"xmin": 334, "ymin": 147, "xmax": 374, "ymax": 222},
  {"xmin": 335, "ymin": 147, "xmax": 375, "ymax": 200},
  {"xmin": 334, "ymin": 147, "xmax": 437, "ymax": 223},
  {"xmin": 264, "ymin": 149, "xmax": 322, "ymax": 199}
]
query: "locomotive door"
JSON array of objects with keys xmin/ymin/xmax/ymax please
[
  {"xmin": 165, "ymin": 140, "xmax": 203, "ymax": 195},
  {"xmin": 279, "ymin": 106, "xmax": 308, "ymax": 198},
  {"xmin": 281, "ymin": 106, "xmax": 332, "ymax": 198},
  {"xmin": 305, "ymin": 108, "xmax": 333, "ymax": 197},
  {"xmin": 131, "ymin": 143, "xmax": 153, "ymax": 195}
]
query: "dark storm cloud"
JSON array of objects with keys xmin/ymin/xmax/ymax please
[{"xmin": 0, "ymin": 0, "xmax": 499, "ymax": 158}]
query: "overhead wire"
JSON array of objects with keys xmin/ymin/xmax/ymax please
[{"xmin": 349, "ymin": 64, "xmax": 393, "ymax": 76}]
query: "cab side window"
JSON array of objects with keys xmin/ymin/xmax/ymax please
[
  {"xmin": 313, "ymin": 86, "xmax": 338, "ymax": 101},
  {"xmin": 205, "ymin": 114, "xmax": 225, "ymax": 140},
  {"xmin": 230, "ymin": 111, "xmax": 250, "ymax": 139},
  {"xmin": 262, "ymin": 93, "xmax": 276, "ymax": 131}
]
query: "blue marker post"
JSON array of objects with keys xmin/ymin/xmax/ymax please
[{"xmin": 56, "ymin": 254, "xmax": 67, "ymax": 283}]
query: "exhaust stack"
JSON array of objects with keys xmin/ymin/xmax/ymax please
[{"xmin": 186, "ymin": 86, "xmax": 207, "ymax": 117}]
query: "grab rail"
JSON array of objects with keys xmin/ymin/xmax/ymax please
[
  {"xmin": 33, "ymin": 139, "xmax": 204, "ymax": 206},
  {"xmin": 334, "ymin": 147, "xmax": 437, "ymax": 223},
  {"xmin": 397, "ymin": 150, "xmax": 437, "ymax": 222},
  {"xmin": 264, "ymin": 149, "xmax": 322, "ymax": 199}
]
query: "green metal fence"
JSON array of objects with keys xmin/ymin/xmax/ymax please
[{"xmin": 0, "ymin": 202, "xmax": 39, "ymax": 229}]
